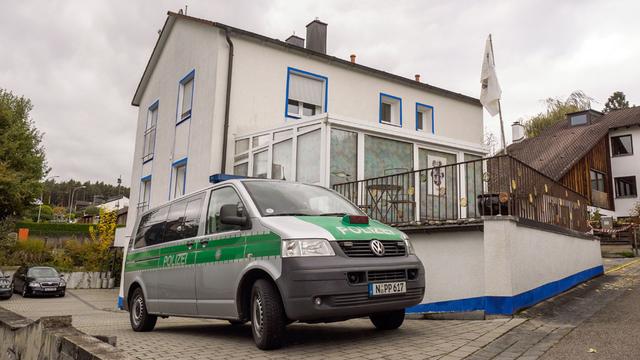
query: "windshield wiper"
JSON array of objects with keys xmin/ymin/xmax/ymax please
[
  {"xmin": 319, "ymin": 212, "xmax": 348, "ymax": 217},
  {"xmin": 265, "ymin": 212, "xmax": 315, "ymax": 217}
]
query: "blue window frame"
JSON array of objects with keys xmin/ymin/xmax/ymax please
[
  {"xmin": 177, "ymin": 69, "xmax": 195, "ymax": 125},
  {"xmin": 416, "ymin": 102, "xmax": 435, "ymax": 134},
  {"xmin": 285, "ymin": 67, "xmax": 328, "ymax": 119},
  {"xmin": 139, "ymin": 175, "xmax": 152, "ymax": 213},
  {"xmin": 143, "ymin": 100, "xmax": 159, "ymax": 163},
  {"xmin": 169, "ymin": 157, "xmax": 188, "ymax": 199},
  {"xmin": 379, "ymin": 93, "xmax": 402, "ymax": 127}
]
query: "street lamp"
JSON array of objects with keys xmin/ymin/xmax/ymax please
[
  {"xmin": 37, "ymin": 176, "xmax": 59, "ymax": 223},
  {"xmin": 68, "ymin": 186, "xmax": 86, "ymax": 223}
]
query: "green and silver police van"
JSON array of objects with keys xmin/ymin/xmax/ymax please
[{"xmin": 124, "ymin": 179, "xmax": 425, "ymax": 349}]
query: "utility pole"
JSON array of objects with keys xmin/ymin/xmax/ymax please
[{"xmin": 68, "ymin": 186, "xmax": 86, "ymax": 223}]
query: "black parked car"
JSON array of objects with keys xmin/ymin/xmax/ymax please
[
  {"xmin": 12, "ymin": 266, "xmax": 66, "ymax": 297},
  {"xmin": 0, "ymin": 270, "xmax": 12, "ymax": 300}
]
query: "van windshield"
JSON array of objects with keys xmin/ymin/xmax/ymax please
[{"xmin": 243, "ymin": 181, "xmax": 363, "ymax": 217}]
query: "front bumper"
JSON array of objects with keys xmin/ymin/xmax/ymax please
[
  {"xmin": 0, "ymin": 288, "xmax": 12, "ymax": 298},
  {"xmin": 28, "ymin": 287, "xmax": 66, "ymax": 296},
  {"xmin": 276, "ymin": 251, "xmax": 425, "ymax": 322}
]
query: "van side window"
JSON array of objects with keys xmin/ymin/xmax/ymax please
[
  {"xmin": 183, "ymin": 195, "xmax": 204, "ymax": 238},
  {"xmin": 164, "ymin": 200, "xmax": 188, "ymax": 243},
  {"xmin": 206, "ymin": 187, "xmax": 246, "ymax": 234},
  {"xmin": 134, "ymin": 206, "xmax": 169, "ymax": 248}
]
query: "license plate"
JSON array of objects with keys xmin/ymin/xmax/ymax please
[
  {"xmin": 368, "ymin": 281, "xmax": 406, "ymax": 296},
  {"xmin": 43, "ymin": 287, "xmax": 57, "ymax": 291}
]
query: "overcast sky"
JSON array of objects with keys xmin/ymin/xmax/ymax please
[{"xmin": 2, "ymin": 0, "xmax": 639, "ymax": 186}]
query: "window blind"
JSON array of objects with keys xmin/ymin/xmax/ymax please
[{"xmin": 289, "ymin": 73, "xmax": 323, "ymax": 107}]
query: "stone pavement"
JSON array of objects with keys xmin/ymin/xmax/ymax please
[{"xmin": 1, "ymin": 289, "xmax": 523, "ymax": 359}]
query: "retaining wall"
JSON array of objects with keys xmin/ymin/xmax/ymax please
[
  {"xmin": 0, "ymin": 306, "xmax": 126, "ymax": 360},
  {"xmin": 406, "ymin": 216, "xmax": 603, "ymax": 316}
]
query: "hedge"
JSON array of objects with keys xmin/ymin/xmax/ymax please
[{"xmin": 15, "ymin": 222, "xmax": 93, "ymax": 235}]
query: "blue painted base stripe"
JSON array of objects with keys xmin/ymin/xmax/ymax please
[
  {"xmin": 117, "ymin": 296, "xmax": 124, "ymax": 310},
  {"xmin": 407, "ymin": 265, "xmax": 604, "ymax": 315}
]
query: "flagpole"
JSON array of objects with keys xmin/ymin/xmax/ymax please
[{"xmin": 489, "ymin": 34, "xmax": 508, "ymax": 155}]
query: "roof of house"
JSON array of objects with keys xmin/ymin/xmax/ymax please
[
  {"xmin": 131, "ymin": 12, "xmax": 481, "ymax": 107},
  {"xmin": 508, "ymin": 106, "xmax": 640, "ymax": 181}
]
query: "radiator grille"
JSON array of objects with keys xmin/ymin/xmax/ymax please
[
  {"xmin": 338, "ymin": 240, "xmax": 406, "ymax": 257},
  {"xmin": 329, "ymin": 288, "xmax": 423, "ymax": 307},
  {"xmin": 367, "ymin": 269, "xmax": 407, "ymax": 282}
]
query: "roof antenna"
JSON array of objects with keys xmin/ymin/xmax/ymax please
[{"xmin": 185, "ymin": 5, "xmax": 188, "ymax": 15}]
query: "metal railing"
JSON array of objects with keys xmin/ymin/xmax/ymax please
[{"xmin": 333, "ymin": 155, "xmax": 589, "ymax": 232}]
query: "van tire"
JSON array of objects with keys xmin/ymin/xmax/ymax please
[
  {"xmin": 370, "ymin": 309, "xmax": 405, "ymax": 330},
  {"xmin": 129, "ymin": 288, "xmax": 157, "ymax": 332},
  {"xmin": 250, "ymin": 279, "xmax": 286, "ymax": 350}
]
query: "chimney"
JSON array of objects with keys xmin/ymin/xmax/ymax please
[
  {"xmin": 511, "ymin": 121, "xmax": 525, "ymax": 143},
  {"xmin": 285, "ymin": 34, "xmax": 305, "ymax": 48},
  {"xmin": 306, "ymin": 18, "xmax": 327, "ymax": 54},
  {"xmin": 414, "ymin": 74, "xmax": 421, "ymax": 82},
  {"xmin": 350, "ymin": 54, "xmax": 356, "ymax": 63}
]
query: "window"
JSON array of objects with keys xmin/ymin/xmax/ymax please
[
  {"xmin": 253, "ymin": 150, "xmax": 268, "ymax": 178},
  {"xmin": 330, "ymin": 129, "xmax": 357, "ymax": 186},
  {"xmin": 234, "ymin": 163, "xmax": 248, "ymax": 176},
  {"xmin": 272, "ymin": 139, "xmax": 292, "ymax": 180},
  {"xmin": 379, "ymin": 93, "xmax": 402, "ymax": 126},
  {"xmin": 138, "ymin": 176, "xmax": 152, "ymax": 213},
  {"xmin": 570, "ymin": 114, "xmax": 588, "ymax": 126},
  {"xmin": 206, "ymin": 187, "xmax": 247, "ymax": 234},
  {"xmin": 590, "ymin": 170, "xmax": 606, "ymax": 192},
  {"xmin": 172, "ymin": 158, "xmax": 187, "ymax": 199},
  {"xmin": 143, "ymin": 102, "xmax": 158, "ymax": 162},
  {"xmin": 286, "ymin": 68, "xmax": 327, "ymax": 119},
  {"xmin": 178, "ymin": 70, "xmax": 195, "ymax": 123},
  {"xmin": 134, "ymin": 206, "xmax": 169, "ymax": 248},
  {"xmin": 296, "ymin": 129, "xmax": 321, "ymax": 183},
  {"xmin": 615, "ymin": 176, "xmax": 637, "ymax": 198},
  {"xmin": 611, "ymin": 135, "xmax": 633, "ymax": 156},
  {"xmin": 163, "ymin": 194, "xmax": 204, "ymax": 242},
  {"xmin": 364, "ymin": 135, "xmax": 412, "ymax": 178},
  {"xmin": 416, "ymin": 103, "xmax": 434, "ymax": 133}
]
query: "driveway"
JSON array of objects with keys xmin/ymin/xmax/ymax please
[{"xmin": 0, "ymin": 289, "xmax": 523, "ymax": 359}]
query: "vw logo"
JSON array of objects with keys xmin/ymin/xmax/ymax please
[{"xmin": 370, "ymin": 240, "xmax": 385, "ymax": 256}]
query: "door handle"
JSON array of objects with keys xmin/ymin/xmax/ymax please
[
  {"xmin": 200, "ymin": 239, "xmax": 209, "ymax": 247},
  {"xmin": 186, "ymin": 240, "xmax": 196, "ymax": 249}
]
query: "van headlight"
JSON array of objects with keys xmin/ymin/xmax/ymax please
[
  {"xmin": 401, "ymin": 234, "xmax": 415, "ymax": 255},
  {"xmin": 282, "ymin": 239, "xmax": 335, "ymax": 257}
]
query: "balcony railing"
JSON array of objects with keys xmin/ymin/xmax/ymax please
[{"xmin": 333, "ymin": 155, "xmax": 589, "ymax": 233}]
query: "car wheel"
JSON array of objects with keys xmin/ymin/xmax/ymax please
[
  {"xmin": 0, "ymin": 294, "xmax": 11, "ymax": 300},
  {"xmin": 129, "ymin": 288, "xmax": 157, "ymax": 332},
  {"xmin": 370, "ymin": 309, "xmax": 405, "ymax": 330},
  {"xmin": 250, "ymin": 279, "xmax": 286, "ymax": 350},
  {"xmin": 21, "ymin": 286, "xmax": 28, "ymax": 298},
  {"xmin": 59, "ymin": 292, "xmax": 66, "ymax": 297}
]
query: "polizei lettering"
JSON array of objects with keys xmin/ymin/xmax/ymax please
[
  {"xmin": 336, "ymin": 226, "xmax": 395, "ymax": 236},
  {"xmin": 163, "ymin": 253, "xmax": 188, "ymax": 267}
]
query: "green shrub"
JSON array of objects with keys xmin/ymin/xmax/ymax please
[
  {"xmin": 14, "ymin": 222, "xmax": 93, "ymax": 236},
  {"xmin": 11, "ymin": 239, "xmax": 52, "ymax": 265}
]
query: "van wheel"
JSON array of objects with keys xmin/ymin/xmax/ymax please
[
  {"xmin": 370, "ymin": 309, "xmax": 405, "ymax": 330},
  {"xmin": 129, "ymin": 288, "xmax": 157, "ymax": 332},
  {"xmin": 250, "ymin": 279, "xmax": 285, "ymax": 350}
]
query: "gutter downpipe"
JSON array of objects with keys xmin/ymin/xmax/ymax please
[{"xmin": 221, "ymin": 28, "xmax": 234, "ymax": 174}]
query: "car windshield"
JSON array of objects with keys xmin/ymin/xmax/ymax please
[
  {"xmin": 243, "ymin": 181, "xmax": 364, "ymax": 217},
  {"xmin": 27, "ymin": 267, "xmax": 59, "ymax": 278}
]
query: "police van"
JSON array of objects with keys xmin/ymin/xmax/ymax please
[{"xmin": 124, "ymin": 179, "xmax": 425, "ymax": 349}]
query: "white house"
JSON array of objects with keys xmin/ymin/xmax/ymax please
[
  {"xmin": 609, "ymin": 115, "xmax": 640, "ymax": 218},
  {"xmin": 117, "ymin": 11, "xmax": 606, "ymax": 317},
  {"xmin": 123, "ymin": 11, "xmax": 487, "ymax": 241},
  {"xmin": 97, "ymin": 195, "xmax": 129, "ymax": 212}
]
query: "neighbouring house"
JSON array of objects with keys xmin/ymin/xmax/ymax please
[
  {"xmin": 97, "ymin": 195, "xmax": 129, "ymax": 212},
  {"xmin": 508, "ymin": 106, "xmax": 640, "ymax": 219}
]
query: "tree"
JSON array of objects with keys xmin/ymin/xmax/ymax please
[
  {"xmin": 524, "ymin": 91, "xmax": 592, "ymax": 138},
  {"xmin": 603, "ymin": 91, "xmax": 630, "ymax": 113},
  {"xmin": 0, "ymin": 89, "xmax": 47, "ymax": 220}
]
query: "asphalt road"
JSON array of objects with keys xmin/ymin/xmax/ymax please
[{"xmin": 541, "ymin": 259, "xmax": 640, "ymax": 359}]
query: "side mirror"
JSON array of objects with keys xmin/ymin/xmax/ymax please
[{"xmin": 220, "ymin": 204, "xmax": 248, "ymax": 227}]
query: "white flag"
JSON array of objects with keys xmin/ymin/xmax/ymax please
[{"xmin": 480, "ymin": 36, "xmax": 502, "ymax": 116}]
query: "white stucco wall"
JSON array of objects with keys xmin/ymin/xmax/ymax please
[
  {"xmin": 483, "ymin": 218, "xmax": 603, "ymax": 297},
  {"xmin": 609, "ymin": 126, "xmax": 640, "ymax": 217},
  {"xmin": 409, "ymin": 229, "xmax": 485, "ymax": 304},
  {"xmin": 407, "ymin": 217, "xmax": 603, "ymax": 315}
]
